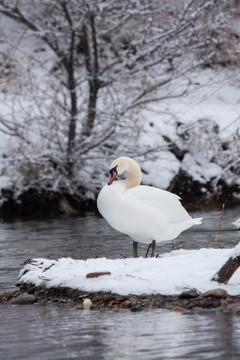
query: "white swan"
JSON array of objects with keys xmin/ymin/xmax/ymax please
[
  {"xmin": 232, "ymin": 218, "xmax": 240, "ymax": 229},
  {"xmin": 97, "ymin": 156, "xmax": 203, "ymax": 257}
]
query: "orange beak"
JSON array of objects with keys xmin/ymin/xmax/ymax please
[{"xmin": 108, "ymin": 170, "xmax": 118, "ymax": 185}]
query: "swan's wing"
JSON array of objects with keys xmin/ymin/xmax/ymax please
[{"xmin": 126, "ymin": 185, "xmax": 191, "ymax": 222}]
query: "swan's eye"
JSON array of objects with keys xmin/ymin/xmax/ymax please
[
  {"xmin": 109, "ymin": 165, "xmax": 118, "ymax": 177},
  {"xmin": 109, "ymin": 165, "xmax": 118, "ymax": 176},
  {"xmin": 117, "ymin": 171, "xmax": 127, "ymax": 180}
]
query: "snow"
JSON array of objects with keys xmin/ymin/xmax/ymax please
[
  {"xmin": 18, "ymin": 246, "xmax": 240, "ymax": 296},
  {"xmin": 141, "ymin": 151, "xmax": 180, "ymax": 188},
  {"xmin": 230, "ymin": 242, "xmax": 240, "ymax": 259},
  {"xmin": 0, "ymin": 11, "xmax": 239, "ymax": 198},
  {"xmin": 136, "ymin": 69, "xmax": 240, "ymax": 189}
]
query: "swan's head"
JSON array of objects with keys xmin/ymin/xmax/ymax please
[{"xmin": 108, "ymin": 156, "xmax": 141, "ymax": 187}]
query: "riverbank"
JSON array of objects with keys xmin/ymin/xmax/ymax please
[
  {"xmin": 2, "ymin": 246, "xmax": 239, "ymax": 312},
  {"xmin": 1, "ymin": 283, "xmax": 240, "ymax": 314},
  {"xmin": 0, "ymin": 179, "xmax": 239, "ymax": 219}
]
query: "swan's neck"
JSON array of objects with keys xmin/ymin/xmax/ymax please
[{"xmin": 123, "ymin": 161, "xmax": 141, "ymax": 189}]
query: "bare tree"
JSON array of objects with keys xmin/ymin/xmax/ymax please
[{"xmin": 0, "ymin": 0, "xmax": 237, "ymax": 195}]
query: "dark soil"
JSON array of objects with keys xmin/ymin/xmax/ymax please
[
  {"xmin": 0, "ymin": 188, "xmax": 97, "ymax": 218},
  {"xmin": 0, "ymin": 175, "xmax": 239, "ymax": 218},
  {"xmin": 2, "ymin": 283, "xmax": 240, "ymax": 314}
]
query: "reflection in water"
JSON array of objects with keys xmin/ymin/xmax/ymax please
[
  {"xmin": 0, "ymin": 208, "xmax": 240, "ymax": 359},
  {"xmin": 104, "ymin": 311, "xmax": 240, "ymax": 360},
  {"xmin": 1, "ymin": 306, "xmax": 240, "ymax": 360},
  {"xmin": 0, "ymin": 306, "xmax": 106, "ymax": 360}
]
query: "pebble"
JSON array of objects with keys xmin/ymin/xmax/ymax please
[
  {"xmin": 186, "ymin": 303, "xmax": 195, "ymax": 310},
  {"xmin": 0, "ymin": 291, "xmax": 14, "ymax": 302},
  {"xmin": 130, "ymin": 304, "xmax": 143, "ymax": 312},
  {"xmin": 202, "ymin": 289, "xmax": 228, "ymax": 298},
  {"xmin": 121, "ymin": 300, "xmax": 132, "ymax": 309},
  {"xmin": 226, "ymin": 302, "xmax": 240, "ymax": 311},
  {"xmin": 139, "ymin": 293, "xmax": 148, "ymax": 299},
  {"xmin": 83, "ymin": 298, "xmax": 92, "ymax": 310},
  {"xmin": 171, "ymin": 306, "xmax": 184, "ymax": 312},
  {"xmin": 2, "ymin": 284, "xmax": 240, "ymax": 312},
  {"xmin": 179, "ymin": 289, "xmax": 199, "ymax": 299},
  {"xmin": 192, "ymin": 307, "xmax": 203, "ymax": 312},
  {"xmin": 9, "ymin": 294, "xmax": 36, "ymax": 305}
]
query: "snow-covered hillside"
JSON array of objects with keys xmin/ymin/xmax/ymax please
[
  {"xmin": 140, "ymin": 68, "xmax": 240, "ymax": 189},
  {"xmin": 0, "ymin": 2, "xmax": 239, "ymax": 214}
]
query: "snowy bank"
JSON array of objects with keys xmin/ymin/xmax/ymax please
[{"xmin": 18, "ymin": 247, "xmax": 240, "ymax": 296}]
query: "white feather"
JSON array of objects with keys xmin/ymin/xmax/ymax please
[{"xmin": 97, "ymin": 157, "xmax": 202, "ymax": 245}]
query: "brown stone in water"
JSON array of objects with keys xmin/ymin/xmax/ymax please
[
  {"xmin": 86, "ymin": 272, "xmax": 111, "ymax": 278},
  {"xmin": 109, "ymin": 300, "xmax": 119, "ymax": 306},
  {"xmin": 202, "ymin": 289, "xmax": 228, "ymax": 298},
  {"xmin": 0, "ymin": 291, "xmax": 14, "ymax": 302},
  {"xmin": 226, "ymin": 302, "xmax": 240, "ymax": 310},
  {"xmin": 171, "ymin": 306, "xmax": 184, "ymax": 312},
  {"xmin": 9, "ymin": 293, "xmax": 36, "ymax": 305},
  {"xmin": 121, "ymin": 300, "xmax": 132, "ymax": 309},
  {"xmin": 226, "ymin": 302, "xmax": 240, "ymax": 311},
  {"xmin": 193, "ymin": 307, "xmax": 203, "ymax": 311}
]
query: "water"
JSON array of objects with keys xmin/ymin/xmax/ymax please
[
  {"xmin": 1, "ymin": 208, "xmax": 240, "ymax": 360},
  {"xmin": 1, "ymin": 306, "xmax": 240, "ymax": 360}
]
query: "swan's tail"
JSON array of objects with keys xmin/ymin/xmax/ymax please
[{"xmin": 187, "ymin": 217, "xmax": 203, "ymax": 226}]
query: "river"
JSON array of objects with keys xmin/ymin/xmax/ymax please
[{"xmin": 1, "ymin": 208, "xmax": 240, "ymax": 359}]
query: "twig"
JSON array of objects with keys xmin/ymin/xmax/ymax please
[
  {"xmin": 86, "ymin": 272, "xmax": 111, "ymax": 278},
  {"xmin": 210, "ymin": 203, "xmax": 225, "ymax": 248},
  {"xmin": 43, "ymin": 263, "xmax": 55, "ymax": 272},
  {"xmin": 42, "ymin": 255, "xmax": 59, "ymax": 261}
]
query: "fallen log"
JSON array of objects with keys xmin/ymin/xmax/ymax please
[{"xmin": 212, "ymin": 243, "xmax": 240, "ymax": 284}]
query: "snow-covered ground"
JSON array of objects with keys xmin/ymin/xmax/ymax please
[{"xmin": 18, "ymin": 245, "xmax": 240, "ymax": 296}]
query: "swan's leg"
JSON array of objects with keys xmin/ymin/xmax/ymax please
[
  {"xmin": 145, "ymin": 240, "xmax": 156, "ymax": 257},
  {"xmin": 133, "ymin": 240, "xmax": 138, "ymax": 258},
  {"xmin": 151, "ymin": 240, "xmax": 156, "ymax": 257},
  {"xmin": 145, "ymin": 243, "xmax": 151, "ymax": 257}
]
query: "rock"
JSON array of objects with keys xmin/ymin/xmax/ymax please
[
  {"xmin": 194, "ymin": 308, "xmax": 217, "ymax": 315},
  {"xmin": 83, "ymin": 298, "xmax": 92, "ymax": 310},
  {"xmin": 226, "ymin": 302, "xmax": 240, "ymax": 311},
  {"xmin": 202, "ymin": 289, "xmax": 228, "ymax": 298},
  {"xmin": 186, "ymin": 303, "xmax": 195, "ymax": 310},
  {"xmin": 139, "ymin": 293, "xmax": 148, "ymax": 299},
  {"xmin": 0, "ymin": 291, "xmax": 15, "ymax": 303},
  {"xmin": 192, "ymin": 307, "xmax": 203, "ymax": 312},
  {"xmin": 9, "ymin": 294, "xmax": 36, "ymax": 305},
  {"xmin": 130, "ymin": 304, "xmax": 143, "ymax": 312},
  {"xmin": 171, "ymin": 306, "xmax": 184, "ymax": 312},
  {"xmin": 121, "ymin": 300, "xmax": 132, "ymax": 309},
  {"xmin": 179, "ymin": 289, "xmax": 200, "ymax": 299}
]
